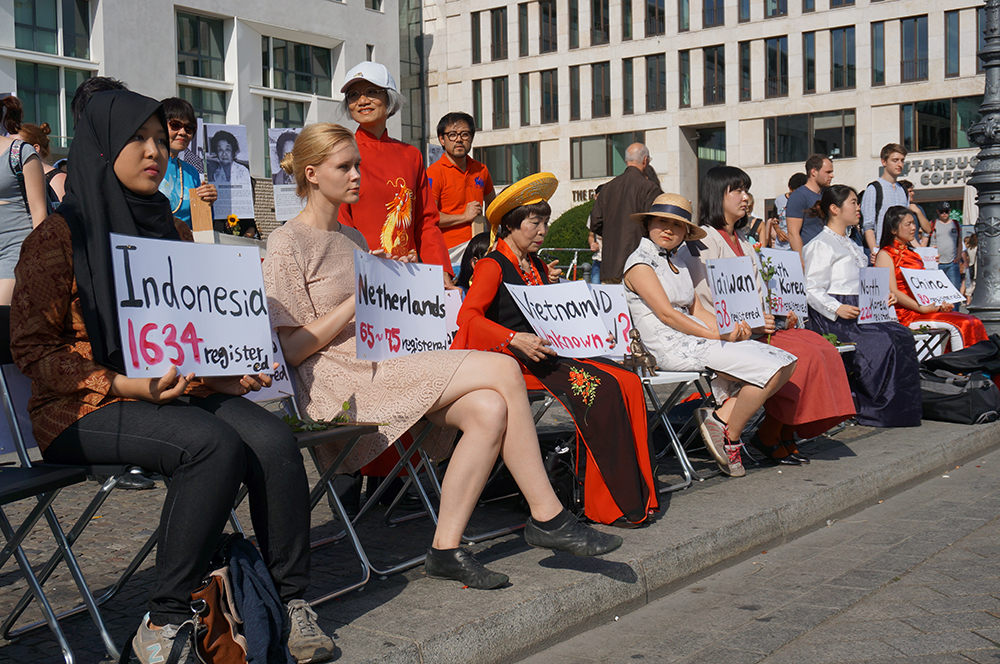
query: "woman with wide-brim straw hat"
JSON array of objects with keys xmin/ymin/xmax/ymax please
[
  {"xmin": 453, "ymin": 173, "xmax": 659, "ymax": 527},
  {"xmin": 622, "ymin": 193, "xmax": 798, "ymax": 478}
]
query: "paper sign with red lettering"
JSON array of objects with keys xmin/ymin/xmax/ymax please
[
  {"xmin": 444, "ymin": 289, "xmax": 462, "ymax": 348},
  {"xmin": 110, "ymin": 233, "xmax": 273, "ymax": 377},
  {"xmin": 913, "ymin": 247, "xmax": 939, "ymax": 270},
  {"xmin": 759, "ymin": 248, "xmax": 808, "ymax": 317},
  {"xmin": 249, "ymin": 330, "xmax": 295, "ymax": 402},
  {"xmin": 588, "ymin": 283, "xmax": 630, "ymax": 360},
  {"xmin": 706, "ymin": 257, "xmax": 765, "ymax": 334},
  {"xmin": 506, "ymin": 281, "xmax": 613, "ymax": 358},
  {"xmin": 901, "ymin": 268, "xmax": 965, "ymax": 306},
  {"xmin": 858, "ymin": 267, "xmax": 898, "ymax": 324},
  {"xmin": 354, "ymin": 250, "xmax": 448, "ymax": 360}
]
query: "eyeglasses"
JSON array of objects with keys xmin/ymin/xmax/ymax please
[
  {"xmin": 346, "ymin": 87, "xmax": 386, "ymax": 103},
  {"xmin": 444, "ymin": 131, "xmax": 472, "ymax": 141},
  {"xmin": 167, "ymin": 119, "xmax": 197, "ymax": 134}
]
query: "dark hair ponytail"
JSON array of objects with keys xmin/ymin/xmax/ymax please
[
  {"xmin": 813, "ymin": 184, "xmax": 857, "ymax": 223},
  {"xmin": 2, "ymin": 96, "xmax": 24, "ymax": 135}
]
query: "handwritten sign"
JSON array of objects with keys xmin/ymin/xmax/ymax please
[
  {"xmin": 901, "ymin": 268, "xmax": 965, "ymax": 306},
  {"xmin": 251, "ymin": 330, "xmax": 296, "ymax": 402},
  {"xmin": 444, "ymin": 289, "xmax": 462, "ymax": 348},
  {"xmin": 760, "ymin": 249, "xmax": 808, "ymax": 318},
  {"xmin": 506, "ymin": 281, "xmax": 613, "ymax": 358},
  {"xmin": 706, "ymin": 257, "xmax": 765, "ymax": 334},
  {"xmin": 858, "ymin": 267, "xmax": 898, "ymax": 324},
  {"xmin": 110, "ymin": 233, "xmax": 272, "ymax": 377},
  {"xmin": 588, "ymin": 283, "xmax": 630, "ymax": 360},
  {"xmin": 268, "ymin": 127, "xmax": 306, "ymax": 222},
  {"xmin": 913, "ymin": 247, "xmax": 939, "ymax": 270},
  {"xmin": 354, "ymin": 250, "xmax": 447, "ymax": 360}
]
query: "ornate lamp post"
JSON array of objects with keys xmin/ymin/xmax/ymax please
[{"xmin": 967, "ymin": 0, "xmax": 1000, "ymax": 332}]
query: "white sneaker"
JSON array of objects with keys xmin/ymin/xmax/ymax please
[
  {"xmin": 132, "ymin": 613, "xmax": 202, "ymax": 664},
  {"xmin": 286, "ymin": 599, "xmax": 335, "ymax": 663}
]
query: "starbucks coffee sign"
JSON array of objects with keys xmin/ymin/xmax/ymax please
[{"xmin": 901, "ymin": 152, "xmax": 978, "ymax": 187}]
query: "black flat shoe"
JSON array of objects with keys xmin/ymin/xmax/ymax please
[
  {"xmin": 789, "ymin": 452, "xmax": 811, "ymax": 464},
  {"xmin": 424, "ymin": 548, "xmax": 509, "ymax": 589},
  {"xmin": 524, "ymin": 512, "xmax": 623, "ymax": 556},
  {"xmin": 750, "ymin": 434, "xmax": 801, "ymax": 466},
  {"xmin": 115, "ymin": 470, "xmax": 155, "ymax": 490},
  {"xmin": 775, "ymin": 456, "xmax": 802, "ymax": 466}
]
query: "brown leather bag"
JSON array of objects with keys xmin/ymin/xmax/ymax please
[{"xmin": 190, "ymin": 567, "xmax": 249, "ymax": 663}]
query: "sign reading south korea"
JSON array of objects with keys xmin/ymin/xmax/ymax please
[
  {"xmin": 706, "ymin": 257, "xmax": 765, "ymax": 334},
  {"xmin": 759, "ymin": 248, "xmax": 808, "ymax": 317},
  {"xmin": 858, "ymin": 267, "xmax": 898, "ymax": 324},
  {"xmin": 506, "ymin": 281, "xmax": 613, "ymax": 358},
  {"xmin": 901, "ymin": 268, "xmax": 965, "ymax": 306},
  {"xmin": 110, "ymin": 233, "xmax": 273, "ymax": 377},
  {"xmin": 354, "ymin": 250, "xmax": 448, "ymax": 360}
]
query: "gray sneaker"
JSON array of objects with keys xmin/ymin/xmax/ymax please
[
  {"xmin": 286, "ymin": 599, "xmax": 335, "ymax": 663},
  {"xmin": 695, "ymin": 408, "xmax": 745, "ymax": 477},
  {"xmin": 132, "ymin": 613, "xmax": 202, "ymax": 664}
]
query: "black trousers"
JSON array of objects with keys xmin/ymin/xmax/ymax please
[{"xmin": 45, "ymin": 393, "xmax": 311, "ymax": 625}]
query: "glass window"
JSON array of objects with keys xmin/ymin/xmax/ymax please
[
  {"xmin": 738, "ymin": 0, "xmax": 749, "ymax": 24},
  {"xmin": 831, "ymin": 26, "xmax": 855, "ymax": 90},
  {"xmin": 491, "ymin": 8, "xmax": 508, "ymax": 61},
  {"xmin": 765, "ymin": 110, "xmax": 855, "ymax": 164},
  {"xmin": 62, "ymin": 67, "xmax": 88, "ymax": 141},
  {"xmin": 63, "ymin": 0, "xmax": 90, "ymax": 60},
  {"xmin": 946, "ymin": 11, "xmax": 960, "ymax": 78},
  {"xmin": 802, "ymin": 0, "xmax": 814, "ymax": 12},
  {"xmin": 592, "ymin": 62, "xmax": 611, "ymax": 118},
  {"xmin": 519, "ymin": 3, "xmax": 529, "ymax": 57},
  {"xmin": 766, "ymin": 36, "xmax": 788, "ymax": 98},
  {"xmin": 901, "ymin": 96, "xmax": 983, "ymax": 152},
  {"xmin": 177, "ymin": 12, "xmax": 226, "ymax": 81},
  {"xmin": 679, "ymin": 50, "xmax": 691, "ymax": 108},
  {"xmin": 679, "ymin": 0, "xmax": 689, "ymax": 32},
  {"xmin": 365, "ymin": 0, "xmax": 383, "ymax": 10},
  {"xmin": 472, "ymin": 12, "xmax": 482, "ymax": 64},
  {"xmin": 473, "ymin": 79, "xmax": 483, "ymax": 129},
  {"xmin": 569, "ymin": 0, "xmax": 579, "ymax": 48},
  {"xmin": 592, "ymin": 0, "xmax": 610, "ymax": 45},
  {"xmin": 16, "ymin": 60, "xmax": 59, "ymax": 130},
  {"xmin": 570, "ymin": 66, "xmax": 581, "ymax": 120},
  {"xmin": 646, "ymin": 0, "xmax": 665, "ymax": 37},
  {"xmin": 871, "ymin": 22, "xmax": 885, "ymax": 86},
  {"xmin": 541, "ymin": 69, "xmax": 558, "ymax": 123},
  {"xmin": 646, "ymin": 53, "xmax": 666, "ymax": 112},
  {"xmin": 15, "ymin": 0, "xmax": 57, "ymax": 55},
  {"xmin": 263, "ymin": 97, "xmax": 306, "ymax": 176},
  {"xmin": 492, "ymin": 76, "xmax": 509, "ymax": 129},
  {"xmin": 570, "ymin": 131, "xmax": 645, "ymax": 179},
  {"xmin": 623, "ymin": 58, "xmax": 634, "ymax": 115},
  {"xmin": 812, "ymin": 110, "xmax": 855, "ymax": 158},
  {"xmin": 704, "ymin": 45, "xmax": 725, "ymax": 105},
  {"xmin": 739, "ymin": 42, "xmax": 751, "ymax": 102},
  {"xmin": 803, "ymin": 32, "xmax": 816, "ymax": 94},
  {"xmin": 704, "ymin": 0, "xmax": 724, "ymax": 28},
  {"xmin": 765, "ymin": 0, "xmax": 787, "ymax": 19},
  {"xmin": 474, "ymin": 142, "xmax": 540, "ymax": 185},
  {"xmin": 540, "ymin": 0, "xmax": 557, "ymax": 53},
  {"xmin": 520, "ymin": 73, "xmax": 531, "ymax": 126},
  {"xmin": 830, "ymin": 0, "xmax": 853, "ymax": 6},
  {"xmin": 178, "ymin": 84, "xmax": 227, "ymax": 124},
  {"xmin": 622, "ymin": 0, "xmax": 633, "ymax": 40},
  {"xmin": 264, "ymin": 38, "xmax": 332, "ymax": 96},
  {"xmin": 901, "ymin": 15, "xmax": 928, "ymax": 82},
  {"xmin": 765, "ymin": 114, "xmax": 808, "ymax": 164}
]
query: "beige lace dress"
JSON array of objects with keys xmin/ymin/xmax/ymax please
[{"xmin": 263, "ymin": 218, "xmax": 470, "ymax": 472}]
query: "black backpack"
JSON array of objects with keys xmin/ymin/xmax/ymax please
[{"xmin": 919, "ymin": 335, "xmax": 1000, "ymax": 424}]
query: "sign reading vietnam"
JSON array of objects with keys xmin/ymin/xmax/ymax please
[
  {"xmin": 506, "ymin": 281, "xmax": 613, "ymax": 358},
  {"xmin": 706, "ymin": 257, "xmax": 765, "ymax": 334},
  {"xmin": 588, "ymin": 283, "xmax": 630, "ymax": 360},
  {"xmin": 858, "ymin": 267, "xmax": 898, "ymax": 324},
  {"xmin": 759, "ymin": 249, "xmax": 808, "ymax": 317},
  {"xmin": 110, "ymin": 234, "xmax": 272, "ymax": 377},
  {"xmin": 354, "ymin": 250, "xmax": 447, "ymax": 360},
  {"xmin": 901, "ymin": 268, "xmax": 965, "ymax": 306}
]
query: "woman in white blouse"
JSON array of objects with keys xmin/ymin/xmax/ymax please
[{"xmin": 802, "ymin": 185, "xmax": 922, "ymax": 428}]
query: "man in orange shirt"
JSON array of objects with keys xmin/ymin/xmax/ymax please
[{"xmin": 427, "ymin": 112, "xmax": 496, "ymax": 265}]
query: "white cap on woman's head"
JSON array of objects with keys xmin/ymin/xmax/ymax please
[{"xmin": 340, "ymin": 62, "xmax": 397, "ymax": 94}]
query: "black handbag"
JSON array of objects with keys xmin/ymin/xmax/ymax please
[
  {"xmin": 919, "ymin": 368, "xmax": 1000, "ymax": 425},
  {"xmin": 921, "ymin": 334, "xmax": 1000, "ymax": 375}
]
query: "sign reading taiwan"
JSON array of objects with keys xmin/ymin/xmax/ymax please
[
  {"xmin": 588, "ymin": 283, "xmax": 630, "ymax": 360},
  {"xmin": 901, "ymin": 268, "xmax": 965, "ymax": 306},
  {"xmin": 858, "ymin": 267, "xmax": 898, "ymax": 324},
  {"xmin": 354, "ymin": 250, "xmax": 447, "ymax": 360},
  {"xmin": 706, "ymin": 257, "xmax": 765, "ymax": 334},
  {"xmin": 506, "ymin": 281, "xmax": 613, "ymax": 358},
  {"xmin": 759, "ymin": 249, "xmax": 808, "ymax": 317},
  {"xmin": 110, "ymin": 234, "xmax": 272, "ymax": 377}
]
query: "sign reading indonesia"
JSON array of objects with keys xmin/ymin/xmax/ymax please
[
  {"xmin": 506, "ymin": 281, "xmax": 613, "ymax": 358},
  {"xmin": 110, "ymin": 233, "xmax": 272, "ymax": 377}
]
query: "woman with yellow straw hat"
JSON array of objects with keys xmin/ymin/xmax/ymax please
[{"xmin": 453, "ymin": 173, "xmax": 658, "ymax": 527}]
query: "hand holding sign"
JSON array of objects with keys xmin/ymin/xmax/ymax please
[
  {"xmin": 858, "ymin": 267, "xmax": 897, "ymax": 324},
  {"xmin": 506, "ymin": 281, "xmax": 613, "ymax": 358},
  {"xmin": 900, "ymin": 268, "xmax": 965, "ymax": 308}
]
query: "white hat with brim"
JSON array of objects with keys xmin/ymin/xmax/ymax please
[{"xmin": 340, "ymin": 61, "xmax": 397, "ymax": 94}]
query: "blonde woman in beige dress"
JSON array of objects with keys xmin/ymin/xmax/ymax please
[{"xmin": 262, "ymin": 123, "xmax": 621, "ymax": 590}]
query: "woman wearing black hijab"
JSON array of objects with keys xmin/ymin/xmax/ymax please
[{"xmin": 10, "ymin": 91, "xmax": 334, "ymax": 664}]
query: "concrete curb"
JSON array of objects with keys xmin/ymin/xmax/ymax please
[{"xmin": 326, "ymin": 420, "xmax": 1000, "ymax": 664}]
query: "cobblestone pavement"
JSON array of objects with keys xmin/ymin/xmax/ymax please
[{"xmin": 520, "ymin": 446, "xmax": 1000, "ymax": 664}]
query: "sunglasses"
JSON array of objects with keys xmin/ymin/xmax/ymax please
[
  {"xmin": 346, "ymin": 87, "xmax": 386, "ymax": 104},
  {"xmin": 167, "ymin": 119, "xmax": 197, "ymax": 134}
]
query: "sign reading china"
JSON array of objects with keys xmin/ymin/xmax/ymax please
[
  {"xmin": 354, "ymin": 250, "xmax": 448, "ymax": 360},
  {"xmin": 913, "ymin": 247, "xmax": 939, "ymax": 270},
  {"xmin": 858, "ymin": 267, "xmax": 898, "ymax": 324},
  {"xmin": 706, "ymin": 257, "xmax": 765, "ymax": 334},
  {"xmin": 759, "ymin": 249, "xmax": 808, "ymax": 317},
  {"xmin": 506, "ymin": 281, "xmax": 613, "ymax": 358},
  {"xmin": 110, "ymin": 234, "xmax": 272, "ymax": 377},
  {"xmin": 901, "ymin": 268, "xmax": 965, "ymax": 306},
  {"xmin": 588, "ymin": 283, "xmax": 630, "ymax": 360}
]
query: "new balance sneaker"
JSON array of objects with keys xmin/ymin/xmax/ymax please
[
  {"xmin": 286, "ymin": 599, "xmax": 335, "ymax": 663},
  {"xmin": 132, "ymin": 613, "xmax": 201, "ymax": 664}
]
